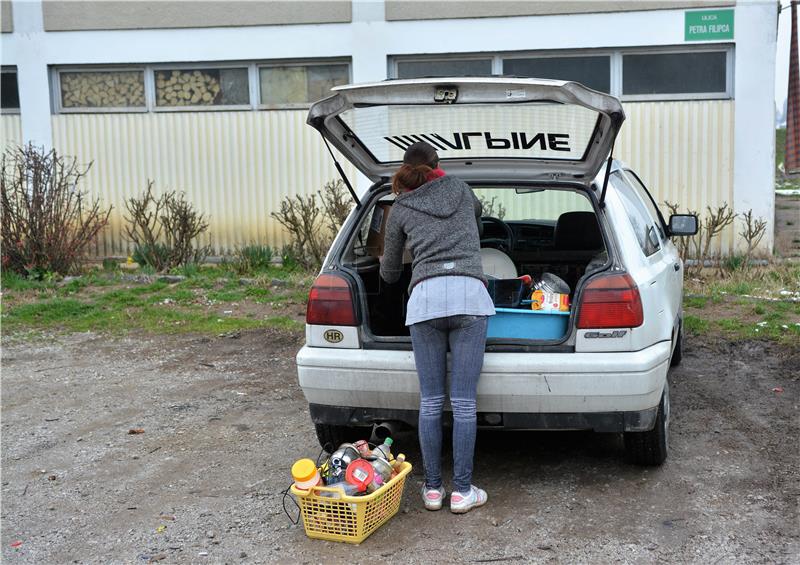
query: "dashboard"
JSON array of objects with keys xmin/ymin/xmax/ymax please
[{"xmin": 481, "ymin": 219, "xmax": 557, "ymax": 250}]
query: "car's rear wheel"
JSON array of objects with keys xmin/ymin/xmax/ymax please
[
  {"xmin": 624, "ymin": 384, "xmax": 669, "ymax": 466},
  {"xmin": 670, "ymin": 322, "xmax": 683, "ymax": 367},
  {"xmin": 314, "ymin": 423, "xmax": 372, "ymax": 452}
]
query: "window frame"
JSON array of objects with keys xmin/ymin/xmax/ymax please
[
  {"xmin": 389, "ymin": 44, "xmax": 734, "ymax": 101},
  {"xmin": 500, "ymin": 51, "xmax": 613, "ymax": 94},
  {"xmin": 150, "ymin": 62, "xmax": 253, "ymax": 113},
  {"xmin": 51, "ymin": 58, "xmax": 352, "ymax": 114},
  {"xmin": 256, "ymin": 58, "xmax": 351, "ymax": 110},
  {"xmin": 618, "ymin": 45, "xmax": 733, "ymax": 102},
  {"xmin": 1, "ymin": 66, "xmax": 20, "ymax": 114},
  {"xmin": 390, "ymin": 53, "xmax": 497, "ymax": 79},
  {"xmin": 52, "ymin": 65, "xmax": 149, "ymax": 114}
]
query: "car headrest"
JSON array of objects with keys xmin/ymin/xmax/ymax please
[{"xmin": 554, "ymin": 212, "xmax": 603, "ymax": 251}]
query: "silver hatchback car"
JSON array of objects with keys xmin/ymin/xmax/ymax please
[{"xmin": 297, "ymin": 78, "xmax": 697, "ymax": 465}]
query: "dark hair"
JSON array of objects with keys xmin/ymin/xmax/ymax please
[{"xmin": 391, "ymin": 141, "xmax": 439, "ymax": 194}]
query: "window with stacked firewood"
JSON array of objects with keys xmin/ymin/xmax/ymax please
[{"xmin": 52, "ymin": 60, "xmax": 350, "ymax": 113}]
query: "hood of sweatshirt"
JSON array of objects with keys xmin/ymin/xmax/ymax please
[{"xmin": 394, "ymin": 175, "xmax": 464, "ymax": 219}]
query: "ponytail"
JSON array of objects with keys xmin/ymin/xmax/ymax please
[{"xmin": 391, "ymin": 163, "xmax": 433, "ymax": 195}]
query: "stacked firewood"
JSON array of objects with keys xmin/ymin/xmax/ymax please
[
  {"xmin": 61, "ymin": 71, "xmax": 145, "ymax": 108},
  {"xmin": 156, "ymin": 69, "xmax": 221, "ymax": 106}
]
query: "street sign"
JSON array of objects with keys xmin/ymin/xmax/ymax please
[{"xmin": 685, "ymin": 9, "xmax": 734, "ymax": 41}]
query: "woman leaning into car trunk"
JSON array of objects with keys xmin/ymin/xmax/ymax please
[{"xmin": 379, "ymin": 141, "xmax": 494, "ymax": 514}]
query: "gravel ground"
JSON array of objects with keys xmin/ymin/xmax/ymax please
[{"xmin": 1, "ymin": 329, "xmax": 798, "ymax": 564}]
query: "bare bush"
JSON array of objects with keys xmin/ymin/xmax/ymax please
[
  {"xmin": 738, "ymin": 210, "xmax": 768, "ymax": 267},
  {"xmin": 0, "ymin": 144, "xmax": 111, "ymax": 277},
  {"xmin": 124, "ymin": 181, "xmax": 210, "ymax": 271},
  {"xmin": 664, "ymin": 201, "xmax": 761, "ymax": 275},
  {"xmin": 318, "ymin": 180, "xmax": 352, "ymax": 236},
  {"xmin": 271, "ymin": 194, "xmax": 325, "ymax": 270},
  {"xmin": 271, "ymin": 180, "xmax": 354, "ymax": 270},
  {"xmin": 478, "ymin": 195, "xmax": 506, "ymax": 220},
  {"xmin": 696, "ymin": 204, "xmax": 736, "ymax": 269}
]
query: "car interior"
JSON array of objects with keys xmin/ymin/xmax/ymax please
[{"xmin": 342, "ymin": 186, "xmax": 608, "ymax": 338}]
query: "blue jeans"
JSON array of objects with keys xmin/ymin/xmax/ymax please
[{"xmin": 409, "ymin": 314, "xmax": 488, "ymax": 494}]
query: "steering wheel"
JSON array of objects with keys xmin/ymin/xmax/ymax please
[{"xmin": 480, "ymin": 216, "xmax": 514, "ymax": 253}]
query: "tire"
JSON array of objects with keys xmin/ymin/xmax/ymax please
[
  {"xmin": 624, "ymin": 384, "xmax": 669, "ymax": 466},
  {"xmin": 314, "ymin": 423, "xmax": 372, "ymax": 452},
  {"xmin": 670, "ymin": 322, "xmax": 683, "ymax": 367}
]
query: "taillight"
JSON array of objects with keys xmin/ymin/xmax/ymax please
[
  {"xmin": 577, "ymin": 273, "xmax": 643, "ymax": 329},
  {"xmin": 306, "ymin": 273, "xmax": 358, "ymax": 326}
]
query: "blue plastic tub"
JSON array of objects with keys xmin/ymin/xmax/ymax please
[{"xmin": 487, "ymin": 307, "xmax": 570, "ymax": 340}]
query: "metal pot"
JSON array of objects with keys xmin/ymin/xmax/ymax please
[
  {"xmin": 535, "ymin": 272, "xmax": 570, "ymax": 294},
  {"xmin": 330, "ymin": 444, "xmax": 360, "ymax": 470}
]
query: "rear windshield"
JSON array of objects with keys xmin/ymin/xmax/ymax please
[{"xmin": 338, "ymin": 103, "xmax": 600, "ymax": 164}]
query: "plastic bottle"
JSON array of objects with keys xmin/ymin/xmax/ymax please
[
  {"xmin": 372, "ymin": 437, "xmax": 394, "ymax": 461},
  {"xmin": 370, "ymin": 456, "xmax": 394, "ymax": 482},
  {"xmin": 291, "ymin": 458, "xmax": 321, "ymax": 490},
  {"xmin": 389, "ymin": 453, "xmax": 405, "ymax": 479},
  {"xmin": 366, "ymin": 473, "xmax": 384, "ymax": 494},
  {"xmin": 320, "ymin": 476, "xmax": 361, "ymax": 498},
  {"xmin": 338, "ymin": 482, "xmax": 362, "ymax": 497},
  {"xmin": 391, "ymin": 453, "xmax": 406, "ymax": 474}
]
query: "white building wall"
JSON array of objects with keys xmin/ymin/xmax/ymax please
[
  {"xmin": 0, "ymin": 0, "xmax": 778, "ymax": 254},
  {"xmin": 9, "ymin": 0, "xmax": 50, "ymax": 149},
  {"xmin": 732, "ymin": 0, "xmax": 778, "ymax": 253}
]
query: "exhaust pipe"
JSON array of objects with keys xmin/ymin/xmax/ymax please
[{"xmin": 373, "ymin": 421, "xmax": 398, "ymax": 441}]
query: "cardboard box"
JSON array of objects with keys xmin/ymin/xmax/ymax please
[
  {"xmin": 366, "ymin": 203, "xmax": 390, "ymax": 257},
  {"xmin": 365, "ymin": 203, "xmax": 413, "ymax": 263}
]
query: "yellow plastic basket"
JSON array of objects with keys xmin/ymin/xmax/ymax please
[{"xmin": 291, "ymin": 461, "xmax": 412, "ymax": 544}]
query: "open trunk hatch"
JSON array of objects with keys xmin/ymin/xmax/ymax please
[{"xmin": 308, "ymin": 77, "xmax": 625, "ymax": 184}]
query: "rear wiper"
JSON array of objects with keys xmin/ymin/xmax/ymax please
[{"xmin": 320, "ymin": 133, "xmax": 361, "ymax": 209}]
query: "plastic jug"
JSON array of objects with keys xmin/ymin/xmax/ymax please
[{"xmin": 292, "ymin": 458, "xmax": 321, "ymax": 490}]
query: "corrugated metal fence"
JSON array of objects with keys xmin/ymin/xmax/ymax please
[
  {"xmin": 616, "ymin": 100, "xmax": 735, "ymax": 252},
  {"xmin": 1, "ymin": 115, "xmax": 22, "ymax": 153},
  {"xmin": 1, "ymin": 100, "xmax": 734, "ymax": 256},
  {"xmin": 50, "ymin": 111, "xmax": 358, "ymax": 256}
]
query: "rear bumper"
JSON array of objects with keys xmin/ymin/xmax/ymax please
[
  {"xmin": 308, "ymin": 403, "xmax": 658, "ymax": 432},
  {"xmin": 296, "ymin": 341, "xmax": 671, "ymax": 432}
]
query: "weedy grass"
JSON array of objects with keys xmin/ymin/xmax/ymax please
[
  {"xmin": 683, "ymin": 315, "xmax": 710, "ymax": 335},
  {"xmin": 2, "ymin": 264, "xmax": 307, "ymax": 338},
  {"xmin": 681, "ymin": 261, "xmax": 800, "ymax": 344},
  {"xmin": 1, "ymin": 270, "xmax": 54, "ymax": 292},
  {"xmin": 685, "ymin": 262, "xmax": 800, "ymax": 298},
  {"xmin": 684, "ymin": 296, "xmax": 709, "ymax": 309}
]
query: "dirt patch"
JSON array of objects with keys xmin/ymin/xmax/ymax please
[{"xmin": 1, "ymin": 330, "xmax": 798, "ymax": 563}]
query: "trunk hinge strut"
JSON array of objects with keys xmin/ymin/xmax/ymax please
[
  {"xmin": 598, "ymin": 141, "xmax": 615, "ymax": 209},
  {"xmin": 320, "ymin": 134, "xmax": 361, "ymax": 209}
]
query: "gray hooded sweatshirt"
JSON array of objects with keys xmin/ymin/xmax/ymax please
[{"xmin": 380, "ymin": 175, "xmax": 486, "ymax": 291}]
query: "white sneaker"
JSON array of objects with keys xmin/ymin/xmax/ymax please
[
  {"xmin": 421, "ymin": 484, "xmax": 446, "ymax": 511},
  {"xmin": 450, "ymin": 485, "xmax": 488, "ymax": 514}
]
